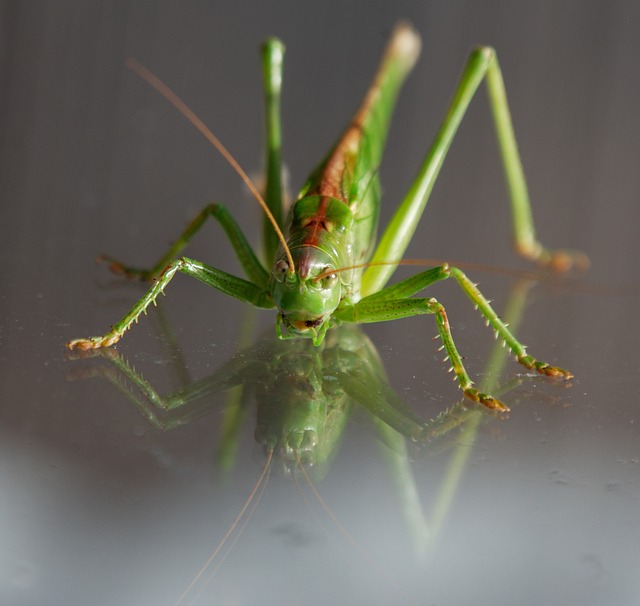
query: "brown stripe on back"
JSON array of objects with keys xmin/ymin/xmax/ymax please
[
  {"xmin": 299, "ymin": 195, "xmax": 330, "ymax": 250},
  {"xmin": 307, "ymin": 125, "xmax": 363, "ymax": 202}
]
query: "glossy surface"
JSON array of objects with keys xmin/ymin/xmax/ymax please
[{"xmin": 1, "ymin": 2, "xmax": 639, "ymax": 605}]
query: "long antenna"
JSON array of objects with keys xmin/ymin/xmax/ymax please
[
  {"xmin": 316, "ymin": 258, "xmax": 618, "ymax": 295},
  {"xmin": 125, "ymin": 58, "xmax": 295, "ymax": 273}
]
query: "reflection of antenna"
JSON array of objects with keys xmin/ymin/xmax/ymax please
[
  {"xmin": 125, "ymin": 58, "xmax": 295, "ymax": 273},
  {"xmin": 293, "ymin": 451, "xmax": 407, "ymax": 594},
  {"xmin": 171, "ymin": 449, "xmax": 273, "ymax": 606},
  {"xmin": 294, "ymin": 451, "xmax": 386, "ymax": 575}
]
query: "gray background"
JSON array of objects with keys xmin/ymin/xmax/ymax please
[{"xmin": 1, "ymin": 1, "xmax": 639, "ymax": 605}]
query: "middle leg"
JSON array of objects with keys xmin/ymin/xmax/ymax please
[{"xmin": 100, "ymin": 203, "xmax": 270, "ymax": 288}]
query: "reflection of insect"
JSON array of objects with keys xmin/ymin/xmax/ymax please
[
  {"xmin": 73, "ymin": 323, "xmax": 498, "ymax": 604},
  {"xmin": 67, "ymin": 23, "xmax": 587, "ymax": 411},
  {"xmin": 72, "ymin": 282, "xmax": 536, "ymax": 605},
  {"xmin": 87, "ymin": 325, "xmax": 432, "ymax": 477}
]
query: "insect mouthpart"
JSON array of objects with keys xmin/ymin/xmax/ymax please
[
  {"xmin": 304, "ymin": 317, "xmax": 324, "ymax": 329},
  {"xmin": 286, "ymin": 315, "xmax": 326, "ymax": 333},
  {"xmin": 276, "ymin": 313, "xmax": 331, "ymax": 346}
]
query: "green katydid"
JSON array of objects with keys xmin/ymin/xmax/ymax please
[
  {"xmin": 68, "ymin": 281, "xmax": 536, "ymax": 604},
  {"xmin": 67, "ymin": 23, "xmax": 586, "ymax": 412}
]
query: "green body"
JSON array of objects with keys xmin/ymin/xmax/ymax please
[
  {"xmin": 68, "ymin": 23, "xmax": 585, "ymax": 411},
  {"xmin": 271, "ymin": 26, "xmax": 419, "ymax": 343}
]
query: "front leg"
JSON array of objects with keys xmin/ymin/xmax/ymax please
[
  {"xmin": 357, "ymin": 264, "xmax": 572, "ymax": 379},
  {"xmin": 336, "ymin": 263, "xmax": 573, "ymax": 410},
  {"xmin": 335, "ymin": 294, "xmax": 508, "ymax": 412},
  {"xmin": 67, "ymin": 257, "xmax": 274, "ymax": 350}
]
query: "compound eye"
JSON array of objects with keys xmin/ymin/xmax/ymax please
[
  {"xmin": 273, "ymin": 260, "xmax": 289, "ymax": 282},
  {"xmin": 321, "ymin": 270, "xmax": 338, "ymax": 289}
]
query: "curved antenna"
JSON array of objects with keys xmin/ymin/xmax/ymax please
[
  {"xmin": 126, "ymin": 58, "xmax": 295, "ymax": 273},
  {"xmin": 316, "ymin": 258, "xmax": 539, "ymax": 281},
  {"xmin": 316, "ymin": 258, "xmax": 622, "ymax": 295},
  {"xmin": 172, "ymin": 448, "xmax": 273, "ymax": 606}
]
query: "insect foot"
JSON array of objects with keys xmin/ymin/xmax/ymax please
[
  {"xmin": 97, "ymin": 255, "xmax": 152, "ymax": 281},
  {"xmin": 464, "ymin": 388, "xmax": 510, "ymax": 413},
  {"xmin": 542, "ymin": 249, "xmax": 590, "ymax": 273},
  {"xmin": 517, "ymin": 244, "xmax": 590, "ymax": 273},
  {"xmin": 517, "ymin": 355, "xmax": 573, "ymax": 380},
  {"xmin": 66, "ymin": 335, "xmax": 121, "ymax": 350}
]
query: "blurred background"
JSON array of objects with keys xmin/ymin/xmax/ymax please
[{"xmin": 1, "ymin": 2, "xmax": 639, "ymax": 605}]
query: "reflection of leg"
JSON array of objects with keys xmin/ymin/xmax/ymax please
[{"xmin": 426, "ymin": 277, "xmax": 540, "ymax": 550}]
